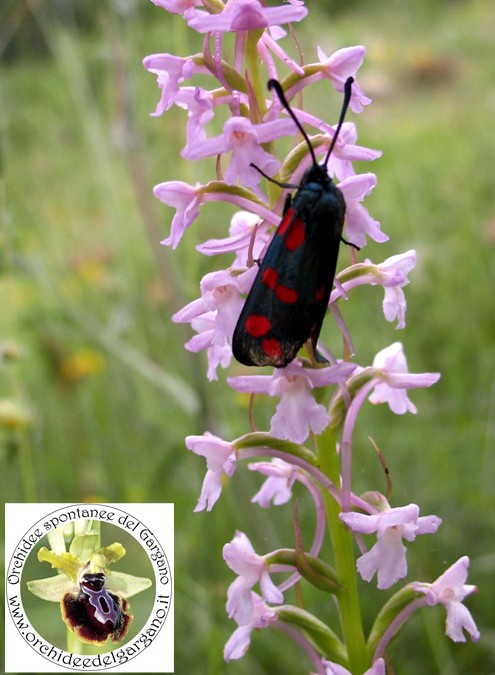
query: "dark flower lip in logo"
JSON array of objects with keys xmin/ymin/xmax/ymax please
[{"xmin": 62, "ymin": 571, "xmax": 132, "ymax": 645}]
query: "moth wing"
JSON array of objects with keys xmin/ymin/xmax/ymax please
[{"xmin": 232, "ymin": 208, "xmax": 340, "ymax": 367}]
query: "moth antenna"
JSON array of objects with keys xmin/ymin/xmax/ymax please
[
  {"xmin": 323, "ymin": 76, "xmax": 354, "ymax": 168},
  {"xmin": 268, "ymin": 79, "xmax": 318, "ymax": 167},
  {"xmin": 250, "ymin": 161, "xmax": 297, "ymax": 189}
]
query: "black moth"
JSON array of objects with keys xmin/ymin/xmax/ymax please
[{"xmin": 232, "ymin": 77, "xmax": 355, "ymax": 368}]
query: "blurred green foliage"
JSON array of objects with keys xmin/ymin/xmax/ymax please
[{"xmin": 1, "ymin": 0, "xmax": 495, "ymax": 673}]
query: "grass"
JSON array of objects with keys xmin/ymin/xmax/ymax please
[{"xmin": 2, "ymin": 0, "xmax": 495, "ymax": 672}]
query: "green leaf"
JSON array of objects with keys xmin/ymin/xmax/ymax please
[
  {"xmin": 234, "ymin": 432, "xmax": 317, "ymax": 465},
  {"xmin": 292, "ymin": 500, "xmax": 342, "ymax": 594},
  {"xmin": 267, "ymin": 548, "xmax": 342, "ymax": 594},
  {"xmin": 202, "ymin": 181, "xmax": 267, "ymax": 208},
  {"xmin": 277, "ymin": 605, "xmax": 347, "ymax": 664},
  {"xmin": 193, "ymin": 54, "xmax": 248, "ymax": 93},
  {"xmin": 278, "ymin": 64, "xmax": 322, "ymax": 94},
  {"xmin": 278, "ymin": 137, "xmax": 326, "ymax": 184},
  {"xmin": 337, "ymin": 262, "xmax": 377, "ymax": 284},
  {"xmin": 367, "ymin": 585, "xmax": 422, "ymax": 657}
]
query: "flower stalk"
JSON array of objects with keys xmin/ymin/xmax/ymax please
[
  {"xmin": 144, "ymin": 1, "xmax": 479, "ymax": 671},
  {"xmin": 316, "ymin": 425, "xmax": 367, "ymax": 673}
]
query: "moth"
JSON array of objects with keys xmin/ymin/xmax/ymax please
[{"xmin": 232, "ymin": 77, "xmax": 355, "ymax": 367}]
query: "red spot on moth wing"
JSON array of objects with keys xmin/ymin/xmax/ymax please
[
  {"xmin": 276, "ymin": 208, "xmax": 294, "ymax": 236},
  {"xmin": 284, "ymin": 218, "xmax": 306, "ymax": 251},
  {"xmin": 261, "ymin": 267, "xmax": 278, "ymax": 290},
  {"xmin": 245, "ymin": 314, "xmax": 271, "ymax": 337},
  {"xmin": 276, "ymin": 285, "xmax": 298, "ymax": 304},
  {"xmin": 314, "ymin": 285, "xmax": 325, "ymax": 302},
  {"xmin": 262, "ymin": 338, "xmax": 283, "ymax": 360}
]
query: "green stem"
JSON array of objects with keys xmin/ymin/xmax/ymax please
[
  {"xmin": 244, "ymin": 30, "xmax": 279, "ymax": 206},
  {"xmin": 316, "ymin": 425, "xmax": 368, "ymax": 674},
  {"xmin": 66, "ymin": 627, "xmax": 84, "ymax": 655},
  {"xmin": 244, "ymin": 29, "xmax": 265, "ymax": 115}
]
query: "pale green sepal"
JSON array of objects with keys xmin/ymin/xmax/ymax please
[
  {"xmin": 96, "ymin": 542, "xmax": 126, "ymax": 565},
  {"xmin": 26, "ymin": 574, "xmax": 75, "ymax": 602},
  {"xmin": 367, "ymin": 585, "xmax": 421, "ymax": 657},
  {"xmin": 47, "ymin": 527, "xmax": 67, "ymax": 555},
  {"xmin": 234, "ymin": 432, "xmax": 317, "ymax": 465},
  {"xmin": 267, "ymin": 549, "xmax": 342, "ymax": 594},
  {"xmin": 276, "ymin": 605, "xmax": 347, "ymax": 664},
  {"xmin": 37, "ymin": 547, "xmax": 81, "ymax": 582},
  {"xmin": 69, "ymin": 533, "xmax": 100, "ymax": 564},
  {"xmin": 105, "ymin": 571, "xmax": 152, "ymax": 599},
  {"xmin": 74, "ymin": 520, "xmax": 100, "ymax": 536}
]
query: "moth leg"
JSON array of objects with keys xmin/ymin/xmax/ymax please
[
  {"xmin": 306, "ymin": 334, "xmax": 328, "ymax": 366},
  {"xmin": 247, "ymin": 221, "xmax": 260, "ymax": 267},
  {"xmin": 341, "ymin": 236, "xmax": 360, "ymax": 251},
  {"xmin": 282, "ymin": 193, "xmax": 292, "ymax": 216}
]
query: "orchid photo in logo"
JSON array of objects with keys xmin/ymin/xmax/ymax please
[
  {"xmin": 6, "ymin": 503, "xmax": 174, "ymax": 673},
  {"xmin": 22, "ymin": 518, "xmax": 154, "ymax": 654}
]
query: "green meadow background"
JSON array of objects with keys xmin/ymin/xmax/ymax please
[{"xmin": 2, "ymin": 0, "xmax": 494, "ymax": 672}]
